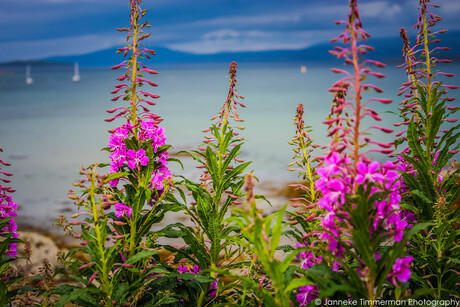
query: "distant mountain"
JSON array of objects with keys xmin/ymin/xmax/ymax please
[{"xmin": 40, "ymin": 31, "xmax": 460, "ymax": 67}]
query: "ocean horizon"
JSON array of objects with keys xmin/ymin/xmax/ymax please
[{"xmin": 1, "ymin": 61, "xmax": 459, "ymax": 229}]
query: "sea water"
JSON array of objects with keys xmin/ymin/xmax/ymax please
[{"xmin": 0, "ymin": 62, "xmax": 459, "ymax": 227}]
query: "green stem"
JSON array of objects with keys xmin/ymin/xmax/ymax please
[
  {"xmin": 89, "ymin": 167, "xmax": 113, "ymax": 306},
  {"xmin": 423, "ymin": 13, "xmax": 432, "ymax": 105},
  {"xmin": 130, "ymin": 7, "xmax": 139, "ymax": 137},
  {"xmin": 350, "ymin": 16, "xmax": 362, "ymax": 172},
  {"xmin": 129, "ymin": 219, "xmax": 137, "ymax": 257},
  {"xmin": 367, "ymin": 278, "xmax": 375, "ymax": 307},
  {"xmin": 422, "ymin": 9, "xmax": 434, "ymax": 173},
  {"xmin": 300, "ymin": 138, "xmax": 316, "ymax": 202}
]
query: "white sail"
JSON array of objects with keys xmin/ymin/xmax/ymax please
[
  {"xmin": 72, "ymin": 62, "xmax": 80, "ymax": 82},
  {"xmin": 26, "ymin": 65, "xmax": 33, "ymax": 84}
]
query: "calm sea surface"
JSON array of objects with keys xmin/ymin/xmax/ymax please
[{"xmin": 1, "ymin": 62, "xmax": 459, "ymax": 227}]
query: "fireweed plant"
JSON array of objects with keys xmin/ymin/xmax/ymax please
[
  {"xmin": 154, "ymin": 61, "xmax": 256, "ymax": 305},
  {"xmin": 288, "ymin": 104, "xmax": 321, "ymax": 230},
  {"xmin": 213, "ymin": 173, "xmax": 310, "ymax": 307},
  {"xmin": 48, "ymin": 0, "xmax": 181, "ymax": 305},
  {"xmin": 1, "ymin": 0, "xmax": 459, "ymax": 305},
  {"xmin": 0, "ymin": 146, "xmax": 21, "ymax": 305},
  {"xmin": 394, "ymin": 0, "xmax": 460, "ymax": 299},
  {"xmin": 291, "ymin": 0, "xmax": 428, "ymax": 305}
]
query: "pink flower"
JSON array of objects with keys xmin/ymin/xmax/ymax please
[
  {"xmin": 208, "ymin": 279, "xmax": 218, "ymax": 298},
  {"xmin": 177, "ymin": 264, "xmax": 189, "ymax": 273},
  {"xmin": 139, "ymin": 120, "xmax": 157, "ymax": 140},
  {"xmin": 151, "ymin": 172, "xmax": 164, "ymax": 190},
  {"xmin": 115, "ymin": 203, "xmax": 132, "ymax": 218},
  {"xmin": 392, "ymin": 217, "xmax": 408, "ymax": 242},
  {"xmin": 355, "ymin": 160, "xmax": 385, "ymax": 184},
  {"xmin": 388, "ymin": 256, "xmax": 413, "ymax": 285},
  {"xmin": 190, "ymin": 265, "xmax": 201, "ymax": 274},
  {"xmin": 296, "ymin": 243, "xmax": 323, "ymax": 269},
  {"xmin": 127, "ymin": 149, "xmax": 149, "ymax": 169},
  {"xmin": 296, "ymin": 285, "xmax": 319, "ymax": 306},
  {"xmin": 321, "ymin": 213, "xmax": 338, "ymax": 236},
  {"xmin": 110, "ymin": 148, "xmax": 127, "ymax": 172}
]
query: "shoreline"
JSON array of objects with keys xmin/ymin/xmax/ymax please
[{"xmin": 15, "ymin": 177, "xmax": 306, "ymax": 244}]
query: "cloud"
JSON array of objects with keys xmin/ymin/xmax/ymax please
[
  {"xmin": 440, "ymin": 2, "xmax": 460, "ymax": 14},
  {"xmin": 186, "ymin": 12, "xmax": 303, "ymax": 28},
  {"xmin": 360, "ymin": 1, "xmax": 402, "ymax": 18},
  {"xmin": 167, "ymin": 29, "xmax": 337, "ymax": 54}
]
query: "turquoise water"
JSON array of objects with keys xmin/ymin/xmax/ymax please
[{"xmin": 1, "ymin": 62, "xmax": 459, "ymax": 226}]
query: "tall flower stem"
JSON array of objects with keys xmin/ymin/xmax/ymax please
[
  {"xmin": 89, "ymin": 166, "xmax": 113, "ymax": 307},
  {"xmin": 301, "ymin": 142, "xmax": 316, "ymax": 202},
  {"xmin": 350, "ymin": 6, "xmax": 362, "ymax": 170},
  {"xmin": 422, "ymin": 14, "xmax": 432, "ymax": 103},
  {"xmin": 130, "ymin": 5, "xmax": 139, "ymax": 134}
]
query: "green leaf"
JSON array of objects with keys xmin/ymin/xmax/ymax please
[
  {"xmin": 206, "ymin": 146, "xmax": 220, "ymax": 183},
  {"xmin": 352, "ymin": 229, "xmax": 375, "ymax": 272},
  {"xmin": 407, "ymin": 120, "xmax": 427, "ymax": 164},
  {"xmin": 55, "ymin": 287, "xmax": 100, "ymax": 307},
  {"xmin": 403, "ymin": 155, "xmax": 436, "ymax": 201},
  {"xmin": 167, "ymin": 157, "xmax": 184, "ymax": 170},
  {"xmin": 126, "ymin": 250, "xmax": 157, "ymax": 265},
  {"xmin": 269, "ymin": 205, "xmax": 286, "ymax": 259},
  {"xmin": 221, "ymin": 144, "xmax": 241, "ymax": 172},
  {"xmin": 411, "ymin": 190, "xmax": 434, "ymax": 221}
]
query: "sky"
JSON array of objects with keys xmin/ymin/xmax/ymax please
[{"xmin": 1, "ymin": 0, "xmax": 460, "ymax": 62}]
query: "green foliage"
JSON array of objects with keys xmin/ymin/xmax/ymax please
[
  {"xmin": 154, "ymin": 62, "xmax": 253, "ymax": 305},
  {"xmin": 215, "ymin": 204, "xmax": 310, "ymax": 307},
  {"xmin": 0, "ymin": 217, "xmax": 22, "ymax": 306},
  {"xmin": 395, "ymin": 21, "xmax": 460, "ymax": 300}
]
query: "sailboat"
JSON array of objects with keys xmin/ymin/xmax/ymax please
[
  {"xmin": 300, "ymin": 65, "xmax": 307, "ymax": 74},
  {"xmin": 26, "ymin": 65, "xmax": 33, "ymax": 84},
  {"xmin": 72, "ymin": 62, "xmax": 80, "ymax": 82}
]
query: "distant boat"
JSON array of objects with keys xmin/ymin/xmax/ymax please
[
  {"xmin": 26, "ymin": 65, "xmax": 33, "ymax": 84},
  {"xmin": 300, "ymin": 65, "xmax": 307, "ymax": 74},
  {"xmin": 72, "ymin": 62, "xmax": 80, "ymax": 82}
]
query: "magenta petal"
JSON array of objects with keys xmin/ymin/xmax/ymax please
[
  {"xmin": 356, "ymin": 161, "xmax": 367, "ymax": 174},
  {"xmin": 127, "ymin": 149, "xmax": 136, "ymax": 159},
  {"xmin": 137, "ymin": 149, "xmax": 146, "ymax": 157},
  {"xmin": 397, "ymin": 267, "xmax": 411, "ymax": 282},
  {"xmin": 368, "ymin": 161, "xmax": 380, "ymax": 172},
  {"xmin": 140, "ymin": 156, "xmax": 149, "ymax": 166},
  {"xmin": 127, "ymin": 160, "xmax": 136, "ymax": 169}
]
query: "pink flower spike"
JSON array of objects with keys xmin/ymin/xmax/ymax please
[
  {"xmin": 140, "ymin": 68, "xmax": 158, "ymax": 74},
  {"xmin": 139, "ymin": 99, "xmax": 156, "ymax": 106},
  {"xmin": 367, "ymin": 98, "xmax": 392, "ymax": 104},
  {"xmin": 365, "ymin": 59, "xmax": 386, "ymax": 67},
  {"xmin": 111, "ymin": 94, "xmax": 126, "ymax": 101},
  {"xmin": 368, "ymin": 72, "xmax": 385, "ymax": 78},
  {"xmin": 78, "ymin": 262, "xmax": 96, "ymax": 270},
  {"xmin": 110, "ymin": 220, "xmax": 127, "ymax": 225},
  {"xmin": 140, "ymin": 91, "xmax": 160, "ymax": 99},
  {"xmin": 137, "ymin": 78, "xmax": 158, "ymax": 87},
  {"xmin": 107, "ymin": 107, "xmax": 126, "ymax": 114},
  {"xmin": 362, "ymin": 84, "xmax": 383, "ymax": 93},
  {"xmin": 87, "ymin": 271, "xmax": 98, "ymax": 286},
  {"xmin": 115, "ymin": 203, "xmax": 132, "ymax": 218},
  {"xmin": 111, "ymin": 63, "xmax": 126, "ymax": 70},
  {"xmin": 370, "ymin": 126, "xmax": 393, "ymax": 133}
]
